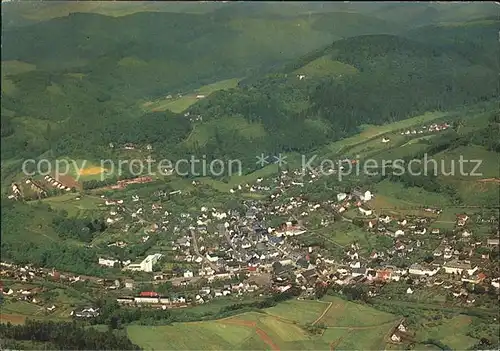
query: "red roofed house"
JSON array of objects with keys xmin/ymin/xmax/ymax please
[
  {"xmin": 376, "ymin": 269, "xmax": 393, "ymax": 282},
  {"xmin": 461, "ymin": 272, "xmax": 486, "ymax": 284}
]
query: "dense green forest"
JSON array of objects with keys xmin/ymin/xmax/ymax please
[
  {"xmin": 0, "ymin": 319, "xmax": 140, "ymax": 350},
  {"xmin": 2, "ymin": 5, "xmax": 498, "ymax": 168},
  {"xmin": 186, "ymin": 31, "xmax": 498, "ymax": 173}
]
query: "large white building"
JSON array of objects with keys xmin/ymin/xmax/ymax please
[{"xmin": 124, "ymin": 253, "xmax": 163, "ymax": 272}]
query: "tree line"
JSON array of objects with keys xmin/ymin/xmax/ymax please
[{"xmin": 0, "ymin": 319, "xmax": 140, "ymax": 350}]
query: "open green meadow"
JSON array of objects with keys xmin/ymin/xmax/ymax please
[
  {"xmin": 143, "ymin": 78, "xmax": 241, "ymax": 113},
  {"xmin": 430, "ymin": 145, "xmax": 499, "ymax": 180},
  {"xmin": 265, "ymin": 300, "xmax": 329, "ymax": 324},
  {"xmin": 318, "ymin": 296, "xmax": 397, "ymax": 327},
  {"xmin": 1, "ymin": 60, "xmax": 36, "ymax": 95},
  {"xmin": 415, "ymin": 315, "xmax": 478, "ymax": 350},
  {"xmin": 36, "ymin": 193, "xmax": 104, "ymax": 217},
  {"xmin": 294, "ymin": 56, "xmax": 358, "ymax": 77},
  {"xmin": 127, "ymin": 297, "xmax": 400, "ymax": 351},
  {"xmin": 184, "ymin": 115, "xmax": 266, "ymax": 148},
  {"xmin": 127, "ymin": 320, "xmax": 258, "ymax": 351},
  {"xmin": 319, "ymin": 111, "xmax": 449, "ymax": 157},
  {"xmin": 374, "ymin": 180, "xmax": 454, "ymax": 209},
  {"xmin": 198, "ymin": 164, "xmax": 280, "ymax": 192}
]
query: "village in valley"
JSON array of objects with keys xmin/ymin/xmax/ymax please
[
  {"xmin": 2, "ymin": 154, "xmax": 499, "ymax": 340},
  {"xmin": 1, "ymin": 101, "xmax": 498, "ymax": 349}
]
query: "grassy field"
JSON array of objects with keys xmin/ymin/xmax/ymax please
[
  {"xmin": 184, "ymin": 115, "xmax": 267, "ymax": 148},
  {"xmin": 143, "ymin": 78, "xmax": 241, "ymax": 113},
  {"xmin": 35, "ymin": 193, "xmax": 104, "ymax": 217},
  {"xmin": 197, "ymin": 164, "xmax": 280, "ymax": 192},
  {"xmin": 429, "ymin": 145, "xmax": 500, "ymax": 206},
  {"xmin": 327, "ymin": 222, "xmax": 369, "ymax": 247},
  {"xmin": 1, "ymin": 60, "xmax": 36, "ymax": 95},
  {"xmin": 318, "ymin": 296, "xmax": 397, "ymax": 327},
  {"xmin": 127, "ymin": 320, "xmax": 257, "ymax": 350},
  {"xmin": 430, "ymin": 145, "xmax": 499, "ymax": 180},
  {"xmin": 319, "ymin": 111, "xmax": 449, "ymax": 157},
  {"xmin": 5, "ymin": 1, "xmax": 227, "ymax": 24},
  {"xmin": 374, "ymin": 180, "xmax": 454, "ymax": 209},
  {"xmin": 294, "ymin": 56, "xmax": 358, "ymax": 77},
  {"xmin": 415, "ymin": 315, "xmax": 478, "ymax": 350},
  {"xmin": 265, "ymin": 300, "xmax": 330, "ymax": 325},
  {"xmin": 127, "ymin": 297, "xmax": 400, "ymax": 350}
]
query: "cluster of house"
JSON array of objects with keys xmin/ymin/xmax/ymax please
[
  {"xmin": 25, "ymin": 179, "xmax": 48, "ymax": 197},
  {"xmin": 1, "ymin": 284, "xmax": 43, "ymax": 304},
  {"xmin": 390, "ymin": 322, "xmax": 413, "ymax": 344},
  {"xmin": 399, "ymin": 122, "xmax": 450, "ymax": 136},
  {"xmin": 7, "ymin": 158, "xmax": 496, "ymax": 317},
  {"xmin": 71, "ymin": 307, "xmax": 100, "ymax": 318},
  {"xmin": 88, "ymin": 162, "xmax": 498, "ymax": 307},
  {"xmin": 0, "ymin": 262, "xmax": 101, "ymax": 287},
  {"xmin": 108, "ymin": 176, "xmax": 154, "ymax": 190},
  {"xmin": 116, "ymin": 291, "xmax": 188, "ymax": 309},
  {"xmin": 43, "ymin": 174, "xmax": 72, "ymax": 191},
  {"xmin": 183, "ymin": 111, "xmax": 203, "ymax": 123},
  {"xmin": 8, "ymin": 173, "xmax": 77, "ymax": 201},
  {"xmin": 7, "ymin": 183, "xmax": 22, "ymax": 200}
]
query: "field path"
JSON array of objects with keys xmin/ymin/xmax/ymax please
[
  {"xmin": 313, "ymin": 300, "xmax": 346, "ymax": 326},
  {"xmin": 326, "ymin": 318, "xmax": 400, "ymax": 330},
  {"xmin": 478, "ymin": 178, "xmax": 500, "ymax": 183},
  {"xmin": 330, "ymin": 333, "xmax": 349, "ymax": 351},
  {"xmin": 218, "ymin": 318, "xmax": 280, "ymax": 351},
  {"xmin": 328, "ymin": 318, "xmax": 403, "ymax": 351},
  {"xmin": 312, "ymin": 302, "xmax": 333, "ymax": 325},
  {"xmin": 382, "ymin": 318, "xmax": 405, "ymax": 344}
]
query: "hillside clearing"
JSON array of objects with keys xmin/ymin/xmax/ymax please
[
  {"xmin": 143, "ymin": 78, "xmax": 241, "ymax": 113},
  {"xmin": 294, "ymin": 56, "xmax": 358, "ymax": 77}
]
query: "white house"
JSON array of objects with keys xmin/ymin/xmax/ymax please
[
  {"xmin": 394, "ymin": 230, "xmax": 405, "ymax": 237},
  {"xmin": 337, "ymin": 193, "xmax": 347, "ymax": 202},
  {"xmin": 98, "ymin": 258, "xmax": 119, "ymax": 268},
  {"xmin": 408, "ymin": 263, "xmax": 439, "ymax": 276},
  {"xmin": 443, "ymin": 260, "xmax": 478, "ymax": 275},
  {"xmin": 184, "ymin": 270, "xmax": 194, "ymax": 278},
  {"xmin": 379, "ymin": 215, "xmax": 391, "ymax": 224},
  {"xmin": 391, "ymin": 334, "xmax": 401, "ymax": 342},
  {"xmin": 359, "ymin": 207, "xmax": 373, "ymax": 216},
  {"xmin": 361, "ymin": 191, "xmax": 373, "ymax": 202}
]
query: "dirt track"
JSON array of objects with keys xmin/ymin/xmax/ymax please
[
  {"xmin": 478, "ymin": 178, "xmax": 500, "ymax": 184},
  {"xmin": 219, "ymin": 318, "xmax": 280, "ymax": 351},
  {"xmin": 0, "ymin": 313, "xmax": 26, "ymax": 324},
  {"xmin": 312, "ymin": 302, "xmax": 333, "ymax": 325}
]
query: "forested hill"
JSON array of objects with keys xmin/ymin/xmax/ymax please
[
  {"xmin": 1, "ymin": 12, "xmax": 499, "ymax": 175},
  {"xmin": 404, "ymin": 17, "xmax": 500, "ymax": 71},
  {"xmin": 185, "ymin": 30, "xmax": 498, "ymax": 170},
  {"xmin": 1, "ymin": 10, "xmax": 399, "ymax": 95}
]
